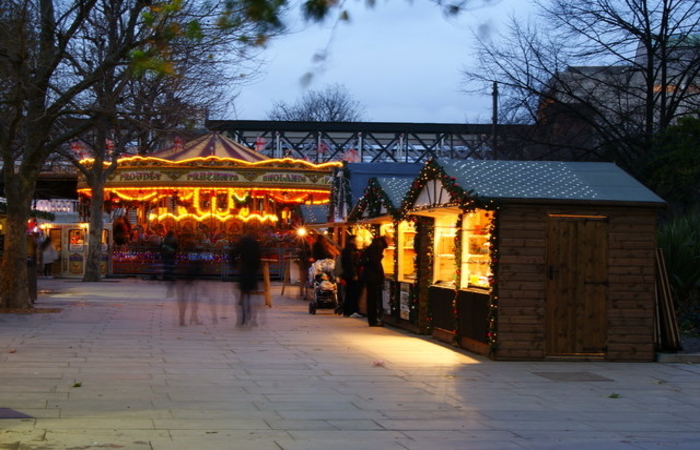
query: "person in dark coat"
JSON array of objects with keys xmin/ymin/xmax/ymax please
[
  {"xmin": 340, "ymin": 235, "xmax": 361, "ymax": 317},
  {"xmin": 361, "ymin": 236, "xmax": 388, "ymax": 327},
  {"xmin": 230, "ymin": 234, "xmax": 262, "ymax": 326},
  {"xmin": 311, "ymin": 234, "xmax": 335, "ymax": 261},
  {"xmin": 161, "ymin": 230, "xmax": 178, "ymax": 281}
]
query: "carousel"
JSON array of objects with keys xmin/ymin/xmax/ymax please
[{"xmin": 75, "ymin": 133, "xmax": 341, "ymax": 278}]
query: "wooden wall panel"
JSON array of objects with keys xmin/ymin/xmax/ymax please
[{"xmin": 490, "ymin": 204, "xmax": 659, "ymax": 362}]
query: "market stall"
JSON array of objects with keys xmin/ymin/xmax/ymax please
[
  {"xmin": 347, "ymin": 176, "xmax": 419, "ymax": 330},
  {"xmin": 403, "ymin": 159, "xmax": 666, "ymax": 361},
  {"xmin": 76, "ymin": 133, "xmax": 341, "ymax": 278}
]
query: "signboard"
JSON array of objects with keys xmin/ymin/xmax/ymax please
[{"xmin": 101, "ymin": 169, "xmax": 334, "ymax": 189}]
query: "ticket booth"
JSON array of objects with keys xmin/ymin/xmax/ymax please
[{"xmin": 41, "ymin": 223, "xmax": 112, "ymax": 277}]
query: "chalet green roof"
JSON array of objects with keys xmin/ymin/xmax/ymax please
[
  {"xmin": 375, "ymin": 177, "xmax": 414, "ymax": 210},
  {"xmin": 438, "ymin": 160, "xmax": 665, "ymax": 204}
]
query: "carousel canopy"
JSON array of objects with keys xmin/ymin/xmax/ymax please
[{"xmin": 149, "ymin": 133, "xmax": 268, "ymax": 162}]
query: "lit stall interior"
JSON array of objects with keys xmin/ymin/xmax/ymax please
[
  {"xmin": 433, "ymin": 216, "xmax": 457, "ymax": 287},
  {"xmin": 460, "ymin": 209, "xmax": 493, "ymax": 289},
  {"xmin": 396, "ymin": 220, "xmax": 417, "ymax": 283}
]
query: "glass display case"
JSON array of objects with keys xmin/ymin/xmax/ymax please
[
  {"xmin": 433, "ymin": 218, "xmax": 457, "ymax": 287},
  {"xmin": 460, "ymin": 210, "xmax": 492, "ymax": 289},
  {"xmin": 380, "ymin": 223, "xmax": 395, "ymax": 278},
  {"xmin": 397, "ymin": 221, "xmax": 417, "ymax": 282}
]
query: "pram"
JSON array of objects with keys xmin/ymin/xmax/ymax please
[{"xmin": 308, "ymin": 258, "xmax": 339, "ymax": 314}]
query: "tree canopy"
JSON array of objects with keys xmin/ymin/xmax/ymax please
[
  {"xmin": 266, "ymin": 83, "xmax": 367, "ymax": 122},
  {"xmin": 465, "ymin": 0, "xmax": 700, "ymax": 176}
]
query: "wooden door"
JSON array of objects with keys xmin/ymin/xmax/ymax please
[{"xmin": 546, "ymin": 215, "xmax": 608, "ymax": 356}]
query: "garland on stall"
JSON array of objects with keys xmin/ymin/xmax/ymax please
[
  {"xmin": 331, "ymin": 163, "xmax": 353, "ymax": 221},
  {"xmin": 451, "ymin": 213, "xmax": 464, "ymax": 344},
  {"xmin": 400, "ymin": 159, "xmax": 486, "ymax": 215},
  {"xmin": 418, "ymin": 216, "xmax": 435, "ymax": 334},
  {"xmin": 405, "ymin": 215, "xmax": 420, "ymax": 323},
  {"xmin": 487, "ymin": 208, "xmax": 500, "ymax": 356},
  {"xmin": 347, "ymin": 177, "xmax": 402, "ymax": 222}
]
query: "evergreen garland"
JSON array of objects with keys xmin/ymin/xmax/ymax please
[
  {"xmin": 487, "ymin": 209, "xmax": 500, "ymax": 356},
  {"xmin": 451, "ymin": 213, "xmax": 464, "ymax": 343}
]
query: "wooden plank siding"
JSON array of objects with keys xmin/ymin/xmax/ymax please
[{"xmin": 492, "ymin": 204, "xmax": 657, "ymax": 361}]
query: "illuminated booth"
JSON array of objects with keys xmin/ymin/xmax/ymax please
[
  {"xmin": 77, "ymin": 133, "xmax": 341, "ymax": 278},
  {"xmin": 403, "ymin": 159, "xmax": 665, "ymax": 361},
  {"xmin": 346, "ymin": 177, "xmax": 419, "ymax": 330}
]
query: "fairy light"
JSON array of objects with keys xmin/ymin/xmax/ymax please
[
  {"xmin": 100, "ymin": 155, "xmax": 344, "ymax": 170},
  {"xmin": 152, "ymin": 211, "xmax": 279, "ymax": 223}
]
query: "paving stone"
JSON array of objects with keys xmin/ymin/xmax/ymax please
[{"xmin": 0, "ymin": 278, "xmax": 699, "ymax": 450}]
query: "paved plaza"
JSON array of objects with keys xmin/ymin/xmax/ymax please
[{"xmin": 1, "ymin": 277, "xmax": 699, "ymax": 449}]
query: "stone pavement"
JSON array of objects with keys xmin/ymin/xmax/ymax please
[{"xmin": 1, "ymin": 278, "xmax": 699, "ymax": 450}]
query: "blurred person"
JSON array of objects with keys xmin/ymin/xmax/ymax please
[
  {"xmin": 161, "ymin": 230, "xmax": 178, "ymax": 281},
  {"xmin": 175, "ymin": 244, "xmax": 202, "ymax": 326},
  {"xmin": 361, "ymin": 236, "xmax": 388, "ymax": 327},
  {"xmin": 340, "ymin": 235, "xmax": 361, "ymax": 317},
  {"xmin": 311, "ymin": 234, "xmax": 337, "ymax": 261},
  {"xmin": 40, "ymin": 235, "xmax": 58, "ymax": 278},
  {"xmin": 230, "ymin": 234, "xmax": 262, "ymax": 327}
]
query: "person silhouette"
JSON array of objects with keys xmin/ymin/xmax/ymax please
[{"xmin": 230, "ymin": 234, "xmax": 262, "ymax": 327}]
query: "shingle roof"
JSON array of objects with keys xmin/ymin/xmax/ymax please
[
  {"xmin": 438, "ymin": 160, "xmax": 665, "ymax": 204},
  {"xmin": 346, "ymin": 163, "xmax": 422, "ymax": 203},
  {"xmin": 375, "ymin": 177, "xmax": 414, "ymax": 209}
]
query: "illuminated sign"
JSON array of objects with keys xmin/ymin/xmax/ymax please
[
  {"xmin": 186, "ymin": 172, "xmax": 239, "ymax": 182},
  {"xmin": 260, "ymin": 173, "xmax": 308, "ymax": 184},
  {"xmin": 118, "ymin": 171, "xmax": 163, "ymax": 182}
]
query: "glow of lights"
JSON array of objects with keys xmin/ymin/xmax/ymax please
[
  {"xmin": 152, "ymin": 212, "xmax": 279, "ymax": 223},
  {"xmin": 78, "ymin": 187, "xmax": 331, "ymax": 204},
  {"xmin": 110, "ymin": 155, "xmax": 343, "ymax": 170},
  {"xmin": 296, "ymin": 227, "xmax": 307, "ymax": 237}
]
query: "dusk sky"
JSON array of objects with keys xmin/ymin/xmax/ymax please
[{"xmin": 227, "ymin": 0, "xmax": 536, "ymax": 124}]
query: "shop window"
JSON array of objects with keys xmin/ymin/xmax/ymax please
[
  {"xmin": 460, "ymin": 210, "xmax": 492, "ymax": 289},
  {"xmin": 397, "ymin": 221, "xmax": 417, "ymax": 283},
  {"xmin": 69, "ymin": 228, "xmax": 85, "ymax": 252},
  {"xmin": 380, "ymin": 223, "xmax": 395, "ymax": 278},
  {"xmin": 433, "ymin": 218, "xmax": 457, "ymax": 287}
]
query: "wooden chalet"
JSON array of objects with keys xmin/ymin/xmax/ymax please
[{"xmin": 398, "ymin": 159, "xmax": 666, "ymax": 361}]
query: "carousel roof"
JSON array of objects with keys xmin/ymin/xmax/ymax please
[{"xmin": 149, "ymin": 133, "xmax": 269, "ymax": 162}]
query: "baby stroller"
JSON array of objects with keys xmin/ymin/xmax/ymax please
[{"xmin": 308, "ymin": 259, "xmax": 339, "ymax": 314}]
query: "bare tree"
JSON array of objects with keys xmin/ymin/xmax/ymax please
[
  {"xmin": 465, "ymin": 0, "xmax": 700, "ymax": 173},
  {"xmin": 0, "ymin": 0, "xmax": 286, "ymax": 308},
  {"xmin": 266, "ymin": 84, "xmax": 367, "ymax": 122},
  {"xmin": 56, "ymin": 0, "xmax": 277, "ymax": 283}
]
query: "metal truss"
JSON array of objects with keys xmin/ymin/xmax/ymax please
[{"xmin": 206, "ymin": 120, "xmax": 503, "ymax": 163}]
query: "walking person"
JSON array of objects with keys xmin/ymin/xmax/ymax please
[
  {"xmin": 311, "ymin": 234, "xmax": 336, "ymax": 262},
  {"xmin": 340, "ymin": 235, "xmax": 362, "ymax": 317},
  {"xmin": 40, "ymin": 236, "xmax": 58, "ymax": 278},
  {"xmin": 230, "ymin": 234, "xmax": 262, "ymax": 327},
  {"xmin": 361, "ymin": 236, "xmax": 388, "ymax": 327},
  {"xmin": 161, "ymin": 230, "xmax": 178, "ymax": 281}
]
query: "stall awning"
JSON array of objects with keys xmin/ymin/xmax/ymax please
[{"xmin": 408, "ymin": 206, "xmax": 463, "ymax": 218}]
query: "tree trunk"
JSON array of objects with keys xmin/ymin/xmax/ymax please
[
  {"xmin": 83, "ymin": 180, "xmax": 105, "ymax": 282},
  {"xmin": 0, "ymin": 185, "xmax": 34, "ymax": 309}
]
